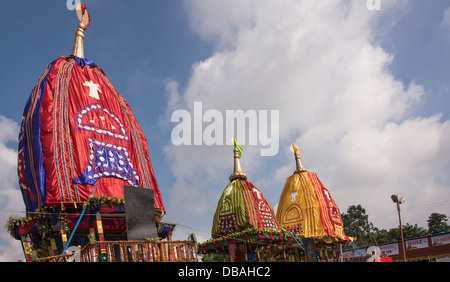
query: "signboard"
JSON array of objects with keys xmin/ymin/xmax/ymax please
[
  {"xmin": 356, "ymin": 248, "xmax": 367, "ymax": 256},
  {"xmin": 341, "ymin": 250, "xmax": 354, "ymax": 259},
  {"xmin": 431, "ymin": 233, "xmax": 450, "ymax": 247},
  {"xmin": 341, "ymin": 249, "xmax": 366, "ymax": 260},
  {"xmin": 379, "ymin": 243, "xmax": 399, "ymax": 256},
  {"xmin": 406, "ymin": 238, "xmax": 429, "ymax": 250}
]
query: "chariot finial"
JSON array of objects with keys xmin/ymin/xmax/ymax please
[{"xmin": 71, "ymin": 3, "xmax": 91, "ymax": 58}]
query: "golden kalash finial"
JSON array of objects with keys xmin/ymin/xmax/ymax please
[
  {"xmin": 71, "ymin": 3, "xmax": 91, "ymax": 58},
  {"xmin": 229, "ymin": 138, "xmax": 248, "ymax": 182},
  {"xmin": 290, "ymin": 144, "xmax": 307, "ymax": 174}
]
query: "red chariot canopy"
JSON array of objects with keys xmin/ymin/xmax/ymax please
[
  {"xmin": 18, "ymin": 55, "xmax": 164, "ymax": 213},
  {"xmin": 18, "ymin": 5, "xmax": 164, "ymax": 213}
]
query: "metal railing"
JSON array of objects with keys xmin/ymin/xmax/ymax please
[
  {"xmin": 79, "ymin": 240, "xmax": 198, "ymax": 262},
  {"xmin": 36, "ymin": 253, "xmax": 74, "ymax": 262}
]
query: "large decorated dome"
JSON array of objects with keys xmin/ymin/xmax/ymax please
[
  {"xmin": 212, "ymin": 140, "xmax": 280, "ymax": 238},
  {"xmin": 17, "ymin": 5, "xmax": 164, "ymax": 214},
  {"xmin": 276, "ymin": 145, "xmax": 350, "ymax": 243}
]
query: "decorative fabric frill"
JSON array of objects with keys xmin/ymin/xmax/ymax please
[{"xmin": 198, "ymin": 229, "xmax": 297, "ymax": 253}]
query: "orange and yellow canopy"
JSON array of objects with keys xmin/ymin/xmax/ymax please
[{"xmin": 276, "ymin": 152, "xmax": 352, "ymax": 243}]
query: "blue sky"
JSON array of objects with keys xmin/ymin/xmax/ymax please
[{"xmin": 0, "ymin": 0, "xmax": 449, "ymax": 261}]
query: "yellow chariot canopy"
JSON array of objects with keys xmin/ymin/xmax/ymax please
[{"xmin": 276, "ymin": 145, "xmax": 352, "ymax": 243}]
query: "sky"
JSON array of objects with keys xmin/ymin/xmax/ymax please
[{"xmin": 0, "ymin": 0, "xmax": 449, "ymax": 261}]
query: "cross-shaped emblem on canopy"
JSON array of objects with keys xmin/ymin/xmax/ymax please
[
  {"xmin": 290, "ymin": 191, "xmax": 298, "ymax": 202},
  {"xmin": 83, "ymin": 80, "xmax": 102, "ymax": 100},
  {"xmin": 225, "ymin": 184, "xmax": 233, "ymax": 196}
]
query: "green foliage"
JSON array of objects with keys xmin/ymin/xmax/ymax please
[
  {"xmin": 372, "ymin": 224, "xmax": 428, "ymax": 245},
  {"xmin": 201, "ymin": 253, "xmax": 225, "ymax": 262},
  {"xmin": 341, "ymin": 205, "xmax": 375, "ymax": 247},
  {"xmin": 402, "ymin": 223, "xmax": 429, "ymax": 239},
  {"xmin": 342, "ymin": 205, "xmax": 449, "ymax": 248},
  {"xmin": 427, "ymin": 213, "xmax": 450, "ymax": 234}
]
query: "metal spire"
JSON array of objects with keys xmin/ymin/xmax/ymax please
[
  {"xmin": 71, "ymin": 3, "xmax": 90, "ymax": 58},
  {"xmin": 291, "ymin": 145, "xmax": 307, "ymax": 174},
  {"xmin": 229, "ymin": 145, "xmax": 247, "ymax": 182}
]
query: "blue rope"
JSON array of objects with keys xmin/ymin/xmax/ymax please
[
  {"xmin": 61, "ymin": 185, "xmax": 97, "ymax": 256},
  {"xmin": 287, "ymin": 231, "xmax": 304, "ymax": 251},
  {"xmin": 349, "ymin": 240, "xmax": 365, "ymax": 256}
]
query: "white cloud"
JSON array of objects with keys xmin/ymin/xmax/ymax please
[
  {"xmin": 442, "ymin": 7, "xmax": 450, "ymax": 28},
  {"xmin": 163, "ymin": 0, "xmax": 450, "ymax": 240},
  {"xmin": 298, "ymin": 115, "xmax": 450, "ymax": 226},
  {"xmin": 442, "ymin": 6, "xmax": 450, "ymax": 38},
  {"xmin": 184, "ymin": 0, "xmax": 258, "ymax": 48},
  {"xmin": 0, "ymin": 115, "xmax": 26, "ymax": 261}
]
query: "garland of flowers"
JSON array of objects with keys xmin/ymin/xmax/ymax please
[
  {"xmin": 6, "ymin": 207, "xmax": 50, "ymax": 238},
  {"xmin": 6, "ymin": 196, "xmax": 167, "ymax": 239},
  {"xmin": 198, "ymin": 228, "xmax": 299, "ymax": 252},
  {"xmin": 89, "ymin": 196, "xmax": 125, "ymax": 207},
  {"xmin": 312, "ymin": 233, "xmax": 353, "ymax": 245},
  {"xmin": 58, "ymin": 209, "xmax": 70, "ymax": 234},
  {"xmin": 6, "ymin": 196, "xmax": 126, "ymax": 238}
]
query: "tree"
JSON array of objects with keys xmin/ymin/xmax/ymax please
[
  {"xmin": 201, "ymin": 253, "xmax": 225, "ymax": 262},
  {"xmin": 341, "ymin": 205, "xmax": 375, "ymax": 247},
  {"xmin": 342, "ymin": 207, "xmax": 450, "ymax": 249},
  {"xmin": 371, "ymin": 227, "xmax": 391, "ymax": 245},
  {"xmin": 428, "ymin": 213, "xmax": 450, "ymax": 234},
  {"xmin": 400, "ymin": 223, "xmax": 428, "ymax": 239},
  {"xmin": 372, "ymin": 224, "xmax": 428, "ymax": 247}
]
